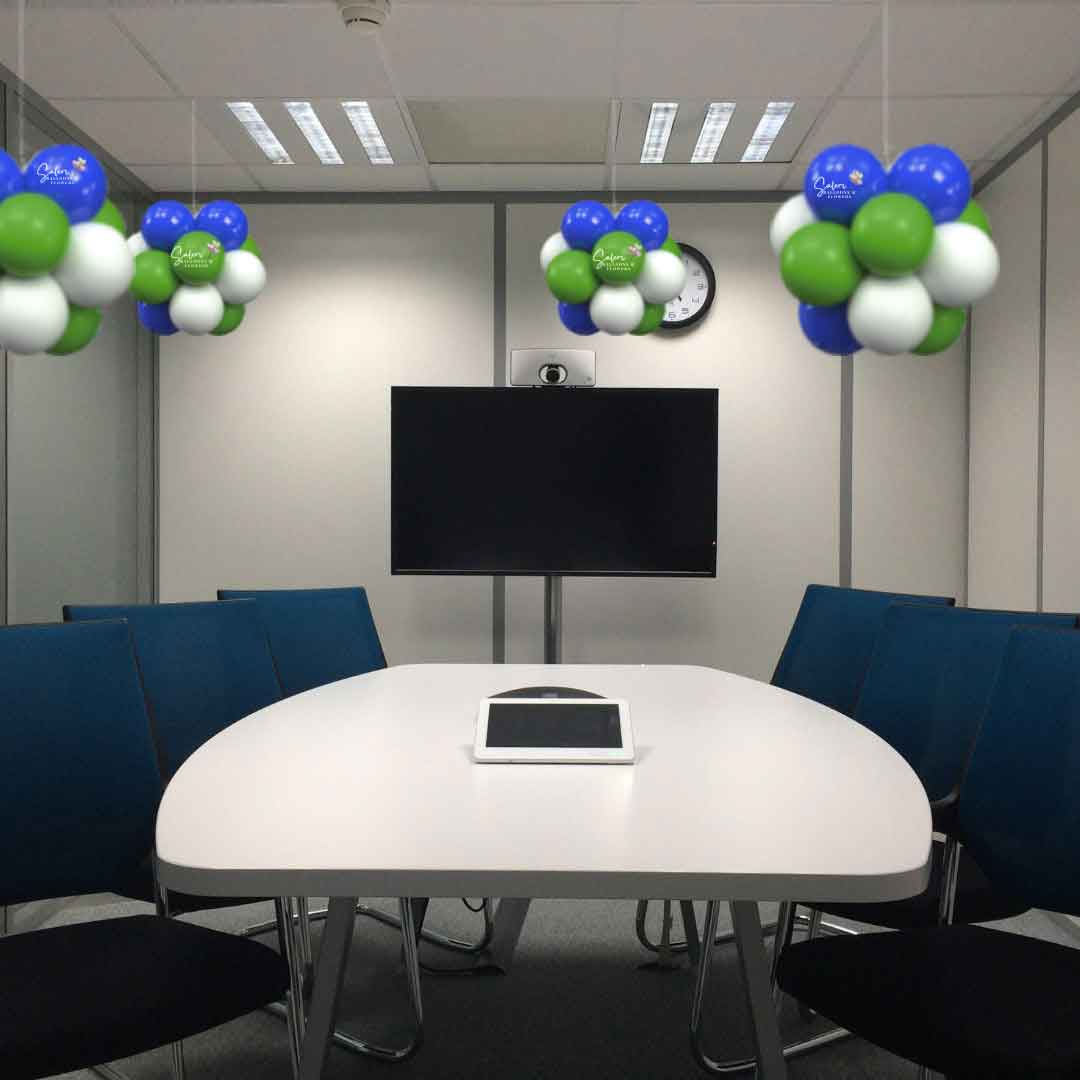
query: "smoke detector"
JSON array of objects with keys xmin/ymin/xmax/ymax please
[{"xmin": 336, "ymin": 0, "xmax": 390, "ymax": 32}]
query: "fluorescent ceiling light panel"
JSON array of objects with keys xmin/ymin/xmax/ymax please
[
  {"xmin": 226, "ymin": 101, "xmax": 292, "ymax": 165},
  {"xmin": 284, "ymin": 101, "xmax": 343, "ymax": 165},
  {"xmin": 640, "ymin": 102, "xmax": 678, "ymax": 165},
  {"xmin": 741, "ymin": 101, "xmax": 794, "ymax": 163},
  {"xmin": 691, "ymin": 102, "xmax": 736, "ymax": 164},
  {"xmin": 341, "ymin": 101, "xmax": 394, "ymax": 165}
]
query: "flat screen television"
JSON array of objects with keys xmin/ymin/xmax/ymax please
[{"xmin": 390, "ymin": 386, "xmax": 718, "ymax": 577}]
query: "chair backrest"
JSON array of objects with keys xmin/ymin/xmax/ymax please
[
  {"xmin": 771, "ymin": 584, "xmax": 955, "ymax": 717},
  {"xmin": 63, "ymin": 600, "xmax": 281, "ymax": 781},
  {"xmin": 958, "ymin": 625, "xmax": 1080, "ymax": 916},
  {"xmin": 216, "ymin": 586, "xmax": 387, "ymax": 697},
  {"xmin": 0, "ymin": 621, "xmax": 161, "ymax": 906},
  {"xmin": 854, "ymin": 604, "xmax": 1078, "ymax": 802}
]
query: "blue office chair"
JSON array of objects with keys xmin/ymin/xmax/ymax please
[
  {"xmin": 0, "ymin": 620, "xmax": 288, "ymax": 1080},
  {"xmin": 216, "ymin": 586, "xmax": 494, "ymax": 969},
  {"xmin": 217, "ymin": 586, "xmax": 386, "ymax": 696},
  {"xmin": 637, "ymin": 583, "xmax": 954, "ymax": 967},
  {"xmin": 778, "ymin": 625, "xmax": 1080, "ymax": 1079}
]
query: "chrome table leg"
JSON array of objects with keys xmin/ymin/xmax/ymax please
[{"xmin": 637, "ymin": 898, "xmax": 779, "ymax": 956}]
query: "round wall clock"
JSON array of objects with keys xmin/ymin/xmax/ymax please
[{"xmin": 660, "ymin": 242, "xmax": 716, "ymax": 331}]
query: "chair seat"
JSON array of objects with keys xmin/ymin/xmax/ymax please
[
  {"xmin": 0, "ymin": 914, "xmax": 289, "ymax": 1080},
  {"xmin": 779, "ymin": 924, "xmax": 1080, "ymax": 1079},
  {"xmin": 811, "ymin": 840, "xmax": 1028, "ymax": 929}
]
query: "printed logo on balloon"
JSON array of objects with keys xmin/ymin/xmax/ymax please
[
  {"xmin": 540, "ymin": 200, "xmax": 687, "ymax": 337},
  {"xmin": 0, "ymin": 144, "xmax": 135, "ymax": 355},
  {"xmin": 771, "ymin": 143, "xmax": 998, "ymax": 356},
  {"xmin": 128, "ymin": 199, "xmax": 265, "ymax": 338}
]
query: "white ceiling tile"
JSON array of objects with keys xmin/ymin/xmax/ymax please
[
  {"xmin": 797, "ymin": 96, "xmax": 1058, "ymax": 164},
  {"xmin": 0, "ymin": 11, "xmax": 175, "ymax": 99},
  {"xmin": 618, "ymin": 3, "xmax": 879, "ymax": 99},
  {"xmin": 845, "ymin": 2, "xmax": 1080, "ymax": 96},
  {"xmin": 129, "ymin": 164, "xmax": 261, "ymax": 194},
  {"xmin": 431, "ymin": 164, "xmax": 607, "ymax": 191},
  {"xmin": 411, "ymin": 100, "xmax": 610, "ymax": 164},
  {"xmin": 613, "ymin": 163, "xmax": 792, "ymax": 191},
  {"xmin": 248, "ymin": 165, "xmax": 432, "ymax": 193},
  {"xmin": 384, "ymin": 3, "xmax": 622, "ymax": 98},
  {"xmin": 51, "ymin": 99, "xmax": 234, "ymax": 166},
  {"xmin": 115, "ymin": 5, "xmax": 393, "ymax": 99}
]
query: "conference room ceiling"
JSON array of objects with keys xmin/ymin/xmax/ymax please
[{"xmin": 0, "ymin": 0, "xmax": 1076, "ymax": 194}]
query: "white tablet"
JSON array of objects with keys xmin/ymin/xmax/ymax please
[{"xmin": 474, "ymin": 697, "xmax": 634, "ymax": 764}]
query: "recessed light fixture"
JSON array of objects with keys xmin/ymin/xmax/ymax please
[
  {"xmin": 741, "ymin": 101, "xmax": 794, "ymax": 163},
  {"xmin": 341, "ymin": 101, "xmax": 394, "ymax": 165},
  {"xmin": 284, "ymin": 101, "xmax": 343, "ymax": 165},
  {"xmin": 691, "ymin": 102, "xmax": 736, "ymax": 164},
  {"xmin": 640, "ymin": 102, "xmax": 678, "ymax": 165},
  {"xmin": 226, "ymin": 101, "xmax": 293, "ymax": 165}
]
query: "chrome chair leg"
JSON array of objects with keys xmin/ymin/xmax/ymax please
[
  {"xmin": 275, "ymin": 897, "xmax": 306, "ymax": 1077},
  {"xmin": 170, "ymin": 1040, "xmax": 186, "ymax": 1080},
  {"xmin": 243, "ymin": 896, "xmax": 495, "ymax": 956},
  {"xmin": 155, "ymin": 884, "xmax": 189, "ymax": 1080},
  {"xmin": 636, "ymin": 898, "xmax": 779, "ymax": 957}
]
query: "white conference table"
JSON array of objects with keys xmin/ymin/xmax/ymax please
[{"xmin": 156, "ymin": 663, "xmax": 932, "ymax": 1079}]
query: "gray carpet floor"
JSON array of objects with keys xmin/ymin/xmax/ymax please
[{"xmin": 34, "ymin": 895, "xmax": 1077, "ymax": 1080}]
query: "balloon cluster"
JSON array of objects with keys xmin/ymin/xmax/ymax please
[
  {"xmin": 771, "ymin": 144, "xmax": 999, "ymax": 356},
  {"xmin": 0, "ymin": 144, "xmax": 135, "ymax": 356},
  {"xmin": 128, "ymin": 199, "xmax": 266, "ymax": 338},
  {"xmin": 540, "ymin": 199, "xmax": 687, "ymax": 336}
]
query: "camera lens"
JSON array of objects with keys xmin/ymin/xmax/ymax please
[
  {"xmin": 540, "ymin": 364, "xmax": 566, "ymax": 384},
  {"xmin": 544, "ymin": 368, "xmax": 560, "ymax": 383}
]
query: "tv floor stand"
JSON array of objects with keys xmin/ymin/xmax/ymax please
[{"xmin": 543, "ymin": 575, "xmax": 562, "ymax": 664}]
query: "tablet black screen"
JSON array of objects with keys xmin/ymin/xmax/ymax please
[{"xmin": 485, "ymin": 703, "xmax": 622, "ymax": 749}]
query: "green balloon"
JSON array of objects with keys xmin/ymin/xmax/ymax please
[
  {"xmin": 0, "ymin": 193, "xmax": 71, "ymax": 276},
  {"xmin": 92, "ymin": 199, "xmax": 127, "ymax": 235},
  {"xmin": 170, "ymin": 229, "xmax": 225, "ymax": 285},
  {"xmin": 591, "ymin": 230, "xmax": 646, "ymax": 284},
  {"xmin": 632, "ymin": 302, "xmax": 665, "ymax": 336},
  {"xmin": 212, "ymin": 303, "xmax": 245, "ymax": 337},
  {"xmin": 850, "ymin": 194, "xmax": 934, "ymax": 277},
  {"xmin": 957, "ymin": 199, "xmax": 991, "ymax": 236},
  {"xmin": 131, "ymin": 250, "xmax": 179, "ymax": 304},
  {"xmin": 546, "ymin": 249, "xmax": 599, "ymax": 304},
  {"xmin": 913, "ymin": 305, "xmax": 967, "ymax": 355},
  {"xmin": 240, "ymin": 236, "xmax": 262, "ymax": 259},
  {"xmin": 661, "ymin": 237, "xmax": 682, "ymax": 258},
  {"xmin": 48, "ymin": 305, "xmax": 101, "ymax": 356},
  {"xmin": 780, "ymin": 222, "xmax": 863, "ymax": 307}
]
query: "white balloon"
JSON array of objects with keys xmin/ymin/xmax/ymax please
[
  {"xmin": 127, "ymin": 231, "xmax": 149, "ymax": 257},
  {"xmin": 769, "ymin": 194, "xmax": 818, "ymax": 256},
  {"xmin": 169, "ymin": 284, "xmax": 225, "ymax": 336},
  {"xmin": 540, "ymin": 231, "xmax": 570, "ymax": 273},
  {"xmin": 54, "ymin": 222, "xmax": 135, "ymax": 308},
  {"xmin": 589, "ymin": 283, "xmax": 645, "ymax": 336},
  {"xmin": 847, "ymin": 275, "xmax": 934, "ymax": 356},
  {"xmin": 0, "ymin": 275, "xmax": 69, "ymax": 355},
  {"xmin": 216, "ymin": 250, "xmax": 266, "ymax": 305},
  {"xmin": 636, "ymin": 249, "xmax": 686, "ymax": 304},
  {"xmin": 918, "ymin": 222, "xmax": 999, "ymax": 308}
]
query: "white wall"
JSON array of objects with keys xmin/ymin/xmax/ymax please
[
  {"xmin": 506, "ymin": 203, "xmax": 842, "ymax": 679},
  {"xmin": 968, "ymin": 145, "xmax": 1043, "ymax": 610},
  {"xmin": 159, "ymin": 203, "xmax": 495, "ymax": 663}
]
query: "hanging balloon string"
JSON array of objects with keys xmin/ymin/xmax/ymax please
[
  {"xmin": 190, "ymin": 99, "xmax": 198, "ymax": 213},
  {"xmin": 881, "ymin": 0, "xmax": 891, "ymax": 167},
  {"xmin": 608, "ymin": 4, "xmax": 625, "ymax": 213},
  {"xmin": 16, "ymin": 0, "xmax": 26, "ymax": 166}
]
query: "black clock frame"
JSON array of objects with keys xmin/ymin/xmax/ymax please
[{"xmin": 659, "ymin": 242, "xmax": 716, "ymax": 331}]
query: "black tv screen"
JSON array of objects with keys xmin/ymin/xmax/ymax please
[{"xmin": 390, "ymin": 387, "xmax": 718, "ymax": 577}]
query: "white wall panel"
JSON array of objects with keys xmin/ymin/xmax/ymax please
[
  {"xmin": 968, "ymin": 145, "xmax": 1043, "ymax": 609},
  {"xmin": 159, "ymin": 203, "xmax": 495, "ymax": 664}
]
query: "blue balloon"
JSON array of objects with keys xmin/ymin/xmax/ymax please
[
  {"xmin": 0, "ymin": 149, "xmax": 23, "ymax": 201},
  {"xmin": 561, "ymin": 201, "xmax": 616, "ymax": 251},
  {"xmin": 195, "ymin": 200, "xmax": 249, "ymax": 251},
  {"xmin": 615, "ymin": 200, "xmax": 669, "ymax": 251},
  {"xmin": 23, "ymin": 144, "xmax": 107, "ymax": 223},
  {"xmin": 142, "ymin": 201, "xmax": 196, "ymax": 253},
  {"xmin": 138, "ymin": 300, "xmax": 178, "ymax": 336},
  {"xmin": 798, "ymin": 302, "xmax": 861, "ymax": 356},
  {"xmin": 803, "ymin": 144, "xmax": 887, "ymax": 224},
  {"xmin": 558, "ymin": 301, "xmax": 598, "ymax": 336},
  {"xmin": 887, "ymin": 144, "xmax": 971, "ymax": 224}
]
